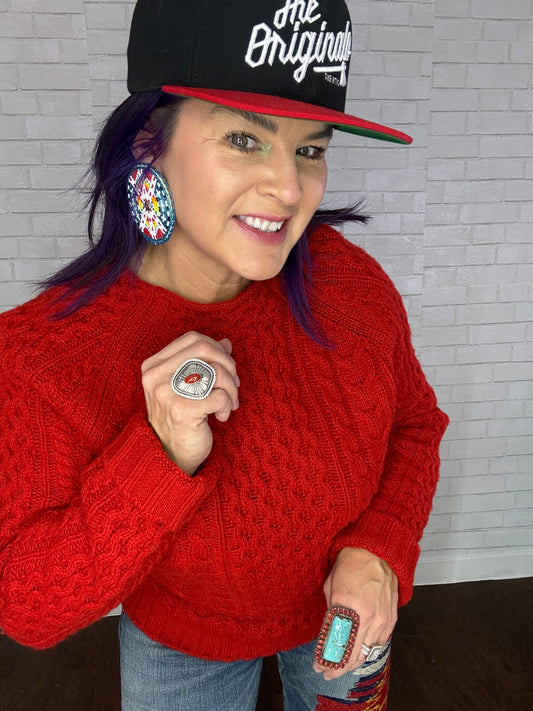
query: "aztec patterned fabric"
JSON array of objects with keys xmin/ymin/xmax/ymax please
[
  {"xmin": 318, "ymin": 666, "xmax": 389, "ymax": 709},
  {"xmin": 317, "ymin": 648, "xmax": 390, "ymax": 709}
]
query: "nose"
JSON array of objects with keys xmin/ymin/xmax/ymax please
[{"xmin": 256, "ymin": 149, "xmax": 303, "ymax": 206}]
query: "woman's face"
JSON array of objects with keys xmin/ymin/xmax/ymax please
[{"xmin": 146, "ymin": 98, "xmax": 331, "ymax": 302}]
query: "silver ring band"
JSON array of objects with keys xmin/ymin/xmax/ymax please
[{"xmin": 361, "ymin": 642, "xmax": 388, "ymax": 662}]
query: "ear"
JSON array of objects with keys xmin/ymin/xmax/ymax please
[
  {"xmin": 132, "ymin": 98, "xmax": 183, "ymax": 163},
  {"xmin": 132, "ymin": 127, "xmax": 155, "ymax": 162}
]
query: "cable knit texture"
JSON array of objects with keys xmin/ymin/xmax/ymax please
[{"xmin": 0, "ymin": 226, "xmax": 448, "ymax": 658}]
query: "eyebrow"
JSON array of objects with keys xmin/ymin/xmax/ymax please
[
  {"xmin": 211, "ymin": 105, "xmax": 278, "ymax": 133},
  {"xmin": 211, "ymin": 105, "xmax": 333, "ymax": 141},
  {"xmin": 306, "ymin": 126, "xmax": 334, "ymax": 141}
]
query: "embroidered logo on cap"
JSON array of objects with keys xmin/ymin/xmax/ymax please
[{"xmin": 245, "ymin": 0, "xmax": 352, "ymax": 86}]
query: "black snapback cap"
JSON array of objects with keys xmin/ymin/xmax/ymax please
[{"xmin": 127, "ymin": 0, "xmax": 412, "ymax": 145}]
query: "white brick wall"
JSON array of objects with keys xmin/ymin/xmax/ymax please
[
  {"xmin": 417, "ymin": 0, "xmax": 533, "ymax": 585},
  {"xmin": 1, "ymin": 0, "xmax": 92, "ymax": 305},
  {"xmin": 1, "ymin": 0, "xmax": 532, "ymax": 585}
]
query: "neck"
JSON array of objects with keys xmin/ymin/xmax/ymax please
[{"xmin": 136, "ymin": 243, "xmax": 250, "ymax": 304}]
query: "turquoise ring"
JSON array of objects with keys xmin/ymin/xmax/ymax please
[{"xmin": 314, "ymin": 606, "xmax": 360, "ymax": 670}]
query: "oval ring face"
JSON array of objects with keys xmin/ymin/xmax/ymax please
[{"xmin": 170, "ymin": 359, "xmax": 216, "ymax": 400}]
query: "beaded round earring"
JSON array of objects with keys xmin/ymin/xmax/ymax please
[{"xmin": 127, "ymin": 163, "xmax": 176, "ymax": 244}]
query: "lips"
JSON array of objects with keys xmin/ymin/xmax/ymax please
[{"xmin": 236, "ymin": 215, "xmax": 286, "ymax": 233}]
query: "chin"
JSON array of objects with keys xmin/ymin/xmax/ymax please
[{"xmin": 240, "ymin": 262, "xmax": 287, "ymax": 283}]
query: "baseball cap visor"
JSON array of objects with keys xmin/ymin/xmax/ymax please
[{"xmin": 162, "ymin": 86, "xmax": 412, "ymax": 145}]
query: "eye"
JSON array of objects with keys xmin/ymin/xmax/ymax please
[
  {"xmin": 225, "ymin": 132, "xmax": 259, "ymax": 152},
  {"xmin": 297, "ymin": 145, "xmax": 327, "ymax": 160}
]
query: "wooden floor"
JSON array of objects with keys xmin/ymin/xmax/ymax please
[{"xmin": 0, "ymin": 578, "xmax": 531, "ymax": 710}]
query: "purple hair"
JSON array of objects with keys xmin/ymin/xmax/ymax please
[{"xmin": 44, "ymin": 91, "xmax": 369, "ymax": 342}]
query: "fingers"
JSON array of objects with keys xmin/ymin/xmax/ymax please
[
  {"xmin": 144, "ymin": 332, "xmax": 236, "ymax": 376},
  {"xmin": 313, "ymin": 617, "xmax": 392, "ymax": 681},
  {"xmin": 143, "ymin": 331, "xmax": 232, "ymax": 365},
  {"xmin": 144, "ymin": 359, "xmax": 239, "ymax": 423},
  {"xmin": 141, "ymin": 332, "xmax": 240, "ymax": 473},
  {"xmin": 314, "ymin": 603, "xmax": 395, "ymax": 680},
  {"xmin": 313, "ymin": 547, "xmax": 398, "ymax": 680},
  {"xmin": 218, "ymin": 337, "xmax": 233, "ymax": 355}
]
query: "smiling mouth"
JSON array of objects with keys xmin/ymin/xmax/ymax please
[{"xmin": 236, "ymin": 215, "xmax": 286, "ymax": 233}]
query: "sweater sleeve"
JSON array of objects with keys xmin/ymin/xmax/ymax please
[
  {"xmin": 328, "ymin": 276, "xmax": 449, "ymax": 607},
  {"xmin": 0, "ymin": 363, "xmax": 218, "ymax": 649}
]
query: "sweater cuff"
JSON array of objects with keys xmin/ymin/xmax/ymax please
[
  {"xmin": 97, "ymin": 412, "xmax": 217, "ymax": 530},
  {"xmin": 328, "ymin": 509, "xmax": 420, "ymax": 607}
]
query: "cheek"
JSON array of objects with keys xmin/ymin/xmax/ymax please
[
  {"xmin": 303, "ymin": 170, "xmax": 327, "ymax": 211},
  {"xmin": 165, "ymin": 161, "xmax": 208, "ymax": 218},
  {"xmin": 184, "ymin": 156, "xmax": 242, "ymax": 204}
]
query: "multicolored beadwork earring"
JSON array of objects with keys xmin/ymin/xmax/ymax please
[{"xmin": 127, "ymin": 163, "xmax": 176, "ymax": 244}]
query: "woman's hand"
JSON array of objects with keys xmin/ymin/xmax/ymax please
[
  {"xmin": 313, "ymin": 547, "xmax": 398, "ymax": 680},
  {"xmin": 141, "ymin": 331, "xmax": 240, "ymax": 475}
]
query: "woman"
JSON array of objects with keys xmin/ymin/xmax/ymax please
[{"xmin": 0, "ymin": 1, "xmax": 448, "ymax": 709}]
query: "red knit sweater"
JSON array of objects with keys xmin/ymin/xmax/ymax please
[{"xmin": 0, "ymin": 226, "xmax": 448, "ymax": 659}]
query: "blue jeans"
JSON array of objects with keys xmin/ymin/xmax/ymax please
[{"xmin": 119, "ymin": 613, "xmax": 391, "ymax": 710}]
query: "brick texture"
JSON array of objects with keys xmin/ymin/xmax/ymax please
[{"xmin": 1, "ymin": 0, "xmax": 532, "ymax": 585}]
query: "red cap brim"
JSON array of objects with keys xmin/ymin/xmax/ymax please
[{"xmin": 162, "ymin": 86, "xmax": 412, "ymax": 145}]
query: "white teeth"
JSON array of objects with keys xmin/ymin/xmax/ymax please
[{"xmin": 238, "ymin": 215, "xmax": 285, "ymax": 233}]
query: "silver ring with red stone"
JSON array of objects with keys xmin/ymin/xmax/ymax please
[{"xmin": 170, "ymin": 359, "xmax": 216, "ymax": 400}]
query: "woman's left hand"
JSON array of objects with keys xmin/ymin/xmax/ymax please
[{"xmin": 313, "ymin": 547, "xmax": 398, "ymax": 680}]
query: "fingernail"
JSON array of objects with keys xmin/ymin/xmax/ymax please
[{"xmin": 235, "ymin": 375, "xmax": 240, "ymax": 387}]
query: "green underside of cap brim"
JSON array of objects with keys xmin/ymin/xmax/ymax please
[{"xmin": 333, "ymin": 123, "xmax": 412, "ymax": 144}]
